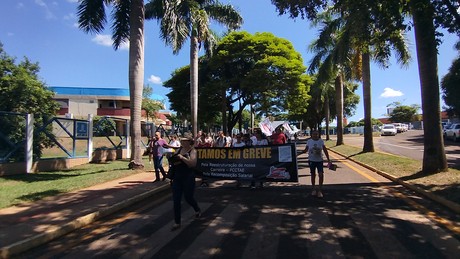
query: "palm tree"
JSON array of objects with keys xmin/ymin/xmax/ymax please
[
  {"xmin": 77, "ymin": 0, "xmax": 146, "ymax": 169},
  {"xmin": 146, "ymin": 0, "xmax": 242, "ymax": 137},
  {"xmin": 410, "ymin": 0, "xmax": 448, "ymax": 172},
  {"xmin": 308, "ymin": 12, "xmax": 351, "ymax": 146},
  {"xmin": 310, "ymin": 2, "xmax": 410, "ymax": 152}
]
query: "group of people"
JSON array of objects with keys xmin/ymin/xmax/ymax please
[{"xmin": 146, "ymin": 128, "xmax": 331, "ymax": 230}]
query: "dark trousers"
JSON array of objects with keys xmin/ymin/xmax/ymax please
[
  {"xmin": 154, "ymin": 156, "xmax": 166, "ymax": 179},
  {"xmin": 172, "ymin": 173, "xmax": 200, "ymax": 224}
]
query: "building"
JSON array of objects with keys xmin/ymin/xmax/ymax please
[{"xmin": 49, "ymin": 86, "xmax": 171, "ymax": 126}]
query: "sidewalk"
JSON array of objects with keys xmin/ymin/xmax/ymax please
[{"xmin": 0, "ymin": 172, "xmax": 170, "ymax": 258}]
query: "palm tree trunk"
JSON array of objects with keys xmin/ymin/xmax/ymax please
[
  {"xmin": 325, "ymin": 95, "xmax": 330, "ymax": 140},
  {"xmin": 410, "ymin": 0, "xmax": 448, "ymax": 173},
  {"xmin": 362, "ymin": 51, "xmax": 374, "ymax": 152},
  {"xmin": 190, "ymin": 35, "xmax": 199, "ymax": 137},
  {"xmin": 128, "ymin": 0, "xmax": 145, "ymax": 169},
  {"xmin": 221, "ymin": 87, "xmax": 227, "ymax": 134},
  {"xmin": 335, "ymin": 74, "xmax": 344, "ymax": 145}
]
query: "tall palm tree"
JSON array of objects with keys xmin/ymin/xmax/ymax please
[
  {"xmin": 308, "ymin": 12, "xmax": 352, "ymax": 146},
  {"xmin": 311, "ymin": 1, "xmax": 410, "ymax": 152},
  {"xmin": 77, "ymin": 0, "xmax": 145, "ymax": 169},
  {"xmin": 410, "ymin": 0, "xmax": 448, "ymax": 172},
  {"xmin": 146, "ymin": 0, "xmax": 242, "ymax": 136}
]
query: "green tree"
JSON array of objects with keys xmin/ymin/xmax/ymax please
[
  {"xmin": 0, "ymin": 43, "xmax": 59, "ymax": 161},
  {"xmin": 142, "ymin": 85, "xmax": 165, "ymax": 122},
  {"xmin": 389, "ymin": 104, "xmax": 420, "ymax": 123},
  {"xmin": 346, "ymin": 118, "xmax": 382, "ymax": 127},
  {"xmin": 208, "ymin": 31, "xmax": 310, "ymax": 133},
  {"xmin": 441, "ymin": 41, "xmax": 460, "ymax": 117},
  {"xmin": 77, "ymin": 0, "xmax": 146, "ymax": 169},
  {"xmin": 163, "ymin": 63, "xmax": 221, "ymax": 130},
  {"xmin": 273, "ymin": 0, "xmax": 410, "ymax": 153},
  {"xmin": 145, "ymin": 0, "xmax": 243, "ymax": 137}
]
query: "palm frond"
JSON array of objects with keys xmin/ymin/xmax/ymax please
[
  {"xmin": 145, "ymin": 0, "xmax": 165, "ymax": 19},
  {"xmin": 111, "ymin": 0, "xmax": 131, "ymax": 50},
  {"xmin": 205, "ymin": 3, "xmax": 243, "ymax": 30},
  {"xmin": 77, "ymin": 0, "xmax": 107, "ymax": 34}
]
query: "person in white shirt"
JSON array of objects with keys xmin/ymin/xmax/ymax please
[
  {"xmin": 232, "ymin": 134, "xmax": 246, "ymax": 147},
  {"xmin": 299, "ymin": 130, "xmax": 331, "ymax": 198}
]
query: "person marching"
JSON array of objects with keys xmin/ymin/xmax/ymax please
[
  {"xmin": 166, "ymin": 134, "xmax": 201, "ymax": 231},
  {"xmin": 299, "ymin": 130, "xmax": 331, "ymax": 198},
  {"xmin": 151, "ymin": 132, "xmax": 168, "ymax": 182}
]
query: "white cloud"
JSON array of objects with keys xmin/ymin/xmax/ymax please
[
  {"xmin": 16, "ymin": 2, "xmax": 24, "ymax": 8},
  {"xmin": 34, "ymin": 0, "xmax": 56, "ymax": 19},
  {"xmin": 66, "ymin": 0, "xmax": 79, "ymax": 3},
  {"xmin": 148, "ymin": 75, "xmax": 162, "ymax": 84},
  {"xmin": 380, "ymin": 87, "xmax": 403, "ymax": 98},
  {"xmin": 63, "ymin": 13, "xmax": 75, "ymax": 20},
  {"xmin": 91, "ymin": 35, "xmax": 129, "ymax": 50}
]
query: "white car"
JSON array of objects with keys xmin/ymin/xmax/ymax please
[
  {"xmin": 381, "ymin": 124, "xmax": 397, "ymax": 136},
  {"xmin": 445, "ymin": 123, "xmax": 460, "ymax": 142}
]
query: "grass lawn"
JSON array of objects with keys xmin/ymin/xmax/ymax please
[
  {"xmin": 325, "ymin": 141, "xmax": 460, "ymax": 205},
  {"xmin": 0, "ymin": 159, "xmax": 148, "ymax": 209}
]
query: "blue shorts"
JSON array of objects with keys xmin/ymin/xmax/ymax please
[{"xmin": 309, "ymin": 161, "xmax": 324, "ymax": 175}]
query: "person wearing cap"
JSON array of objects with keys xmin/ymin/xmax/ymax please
[
  {"xmin": 151, "ymin": 132, "xmax": 168, "ymax": 182},
  {"xmin": 166, "ymin": 134, "xmax": 201, "ymax": 231}
]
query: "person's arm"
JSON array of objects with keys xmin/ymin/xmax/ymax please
[
  {"xmin": 322, "ymin": 144, "xmax": 331, "ymax": 163},
  {"xmin": 178, "ymin": 149, "xmax": 197, "ymax": 168},
  {"xmin": 162, "ymin": 139, "xmax": 174, "ymax": 149},
  {"xmin": 302, "ymin": 140, "xmax": 310, "ymax": 153}
]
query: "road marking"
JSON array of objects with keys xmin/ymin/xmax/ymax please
[
  {"xmin": 377, "ymin": 141, "xmax": 422, "ymax": 151},
  {"xmin": 329, "ymin": 152, "xmax": 460, "ymax": 236}
]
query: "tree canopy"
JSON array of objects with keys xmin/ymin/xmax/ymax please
[
  {"xmin": 164, "ymin": 31, "xmax": 311, "ymax": 133},
  {"xmin": 441, "ymin": 42, "xmax": 460, "ymax": 117},
  {"xmin": 0, "ymin": 43, "xmax": 59, "ymax": 160},
  {"xmin": 389, "ymin": 104, "xmax": 420, "ymax": 123}
]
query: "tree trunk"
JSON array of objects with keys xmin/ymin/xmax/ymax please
[
  {"xmin": 190, "ymin": 35, "xmax": 199, "ymax": 137},
  {"xmin": 221, "ymin": 87, "xmax": 227, "ymax": 134},
  {"xmin": 128, "ymin": 0, "xmax": 145, "ymax": 169},
  {"xmin": 362, "ymin": 51, "xmax": 374, "ymax": 152},
  {"xmin": 335, "ymin": 74, "xmax": 344, "ymax": 145},
  {"xmin": 325, "ymin": 95, "xmax": 330, "ymax": 140},
  {"xmin": 410, "ymin": 0, "xmax": 448, "ymax": 173}
]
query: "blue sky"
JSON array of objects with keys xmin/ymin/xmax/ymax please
[{"xmin": 1, "ymin": 0, "xmax": 458, "ymax": 123}]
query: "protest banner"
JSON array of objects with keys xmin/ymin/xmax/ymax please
[{"xmin": 195, "ymin": 143, "xmax": 298, "ymax": 182}]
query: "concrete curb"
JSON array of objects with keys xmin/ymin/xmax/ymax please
[
  {"xmin": 328, "ymin": 149, "xmax": 460, "ymax": 215},
  {"xmin": 0, "ymin": 183, "xmax": 170, "ymax": 259}
]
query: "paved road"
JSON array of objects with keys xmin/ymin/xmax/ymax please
[
  {"xmin": 19, "ymin": 150, "xmax": 460, "ymax": 258},
  {"xmin": 340, "ymin": 130, "xmax": 460, "ymax": 169}
]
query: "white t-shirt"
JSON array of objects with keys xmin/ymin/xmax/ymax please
[
  {"xmin": 306, "ymin": 138, "xmax": 325, "ymax": 162},
  {"xmin": 254, "ymin": 139, "xmax": 268, "ymax": 146},
  {"xmin": 232, "ymin": 141, "xmax": 245, "ymax": 147}
]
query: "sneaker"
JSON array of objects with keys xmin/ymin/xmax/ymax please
[
  {"xmin": 195, "ymin": 210, "xmax": 201, "ymax": 219},
  {"xmin": 311, "ymin": 189, "xmax": 317, "ymax": 196},
  {"xmin": 317, "ymin": 191, "xmax": 323, "ymax": 198},
  {"xmin": 250, "ymin": 185, "xmax": 256, "ymax": 190},
  {"xmin": 171, "ymin": 223, "xmax": 181, "ymax": 231}
]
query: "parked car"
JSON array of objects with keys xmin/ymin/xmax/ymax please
[
  {"xmin": 392, "ymin": 123, "xmax": 406, "ymax": 133},
  {"xmin": 381, "ymin": 124, "xmax": 397, "ymax": 136},
  {"xmin": 443, "ymin": 123, "xmax": 452, "ymax": 136},
  {"xmin": 445, "ymin": 123, "xmax": 460, "ymax": 142}
]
